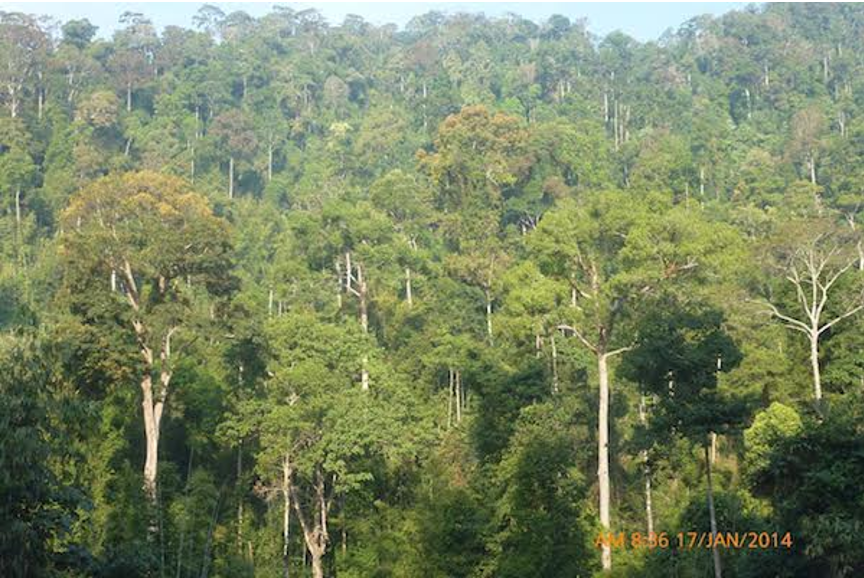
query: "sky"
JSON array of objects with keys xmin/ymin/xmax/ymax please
[{"xmin": 4, "ymin": 2, "xmax": 751, "ymax": 41}]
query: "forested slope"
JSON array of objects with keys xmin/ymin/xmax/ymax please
[{"xmin": 1, "ymin": 4, "xmax": 864, "ymax": 577}]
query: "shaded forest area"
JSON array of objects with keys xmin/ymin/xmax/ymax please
[{"xmin": 1, "ymin": 3, "xmax": 864, "ymax": 577}]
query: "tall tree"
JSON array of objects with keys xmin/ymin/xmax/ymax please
[
  {"xmin": 623, "ymin": 299, "xmax": 744, "ymax": 578},
  {"xmin": 529, "ymin": 193, "xmax": 740, "ymax": 570},
  {"xmin": 0, "ymin": 12, "xmax": 48, "ymax": 119},
  {"xmin": 210, "ymin": 109, "xmax": 258, "ymax": 199},
  {"xmin": 60, "ymin": 171, "xmax": 234, "ymax": 504},
  {"xmin": 759, "ymin": 222, "xmax": 864, "ymax": 403}
]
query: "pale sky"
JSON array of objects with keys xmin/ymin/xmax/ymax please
[{"xmin": 3, "ymin": 2, "xmax": 752, "ymax": 41}]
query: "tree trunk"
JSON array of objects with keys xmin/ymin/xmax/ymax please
[
  {"xmin": 358, "ymin": 264, "xmax": 369, "ymax": 391},
  {"xmin": 705, "ymin": 444, "xmax": 723, "ymax": 578},
  {"xmin": 126, "ymin": 82, "xmax": 132, "ymax": 112},
  {"xmin": 228, "ymin": 156, "xmax": 235, "ymax": 199},
  {"xmin": 14, "ymin": 188, "xmax": 21, "ymax": 229},
  {"xmin": 310, "ymin": 552, "xmax": 324, "ymax": 578},
  {"xmin": 551, "ymin": 333, "xmax": 559, "ymax": 394},
  {"xmin": 268, "ymin": 143, "xmax": 273, "ymax": 182},
  {"xmin": 142, "ymin": 373, "xmax": 163, "ymax": 503},
  {"xmin": 597, "ymin": 352, "xmax": 612, "ymax": 571},
  {"xmin": 405, "ymin": 268, "xmax": 413, "ymax": 307},
  {"xmin": 810, "ymin": 331, "xmax": 822, "ymax": 401},
  {"xmin": 237, "ymin": 445, "xmax": 244, "ymax": 553},
  {"xmin": 447, "ymin": 368, "xmax": 454, "ymax": 429},
  {"xmin": 639, "ymin": 396, "xmax": 654, "ymax": 535},
  {"xmin": 710, "ymin": 432, "xmax": 717, "ymax": 464},
  {"xmin": 485, "ymin": 288, "xmax": 493, "ymax": 345},
  {"xmin": 455, "ymin": 368, "xmax": 462, "ymax": 424}
]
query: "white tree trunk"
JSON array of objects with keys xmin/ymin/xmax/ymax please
[
  {"xmin": 405, "ymin": 267, "xmax": 413, "ymax": 307},
  {"xmin": 141, "ymin": 373, "xmax": 164, "ymax": 502},
  {"xmin": 810, "ymin": 331, "xmax": 822, "ymax": 401},
  {"xmin": 455, "ymin": 369, "xmax": 462, "ymax": 423},
  {"xmin": 639, "ymin": 396, "xmax": 654, "ymax": 535},
  {"xmin": 14, "ymin": 188, "xmax": 21, "ymax": 229},
  {"xmin": 598, "ymin": 352, "xmax": 612, "ymax": 571},
  {"xmin": 550, "ymin": 333, "xmax": 559, "ymax": 394},
  {"xmin": 485, "ymin": 288, "xmax": 493, "ymax": 345},
  {"xmin": 228, "ymin": 156, "xmax": 235, "ymax": 199}
]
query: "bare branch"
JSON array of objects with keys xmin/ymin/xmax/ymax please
[
  {"xmin": 818, "ymin": 303, "xmax": 864, "ymax": 335},
  {"xmin": 756, "ymin": 300, "xmax": 812, "ymax": 334},
  {"xmin": 607, "ymin": 344, "xmax": 634, "ymax": 358},
  {"xmin": 557, "ymin": 324, "xmax": 597, "ymax": 353}
]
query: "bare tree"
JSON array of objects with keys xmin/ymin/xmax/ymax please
[{"xmin": 761, "ymin": 232, "xmax": 864, "ymax": 402}]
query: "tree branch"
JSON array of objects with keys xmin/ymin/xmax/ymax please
[{"xmin": 556, "ymin": 324, "xmax": 597, "ymax": 353}]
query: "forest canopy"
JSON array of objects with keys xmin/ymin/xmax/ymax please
[{"xmin": 1, "ymin": 3, "xmax": 864, "ymax": 578}]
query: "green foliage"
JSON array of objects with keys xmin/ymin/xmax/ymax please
[{"xmin": 2, "ymin": 4, "xmax": 864, "ymax": 577}]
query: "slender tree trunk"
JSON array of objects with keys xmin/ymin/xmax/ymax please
[
  {"xmin": 710, "ymin": 432, "xmax": 717, "ymax": 464},
  {"xmin": 14, "ymin": 188, "xmax": 21, "ymax": 229},
  {"xmin": 405, "ymin": 267, "xmax": 413, "ymax": 307},
  {"xmin": 358, "ymin": 265, "xmax": 369, "ymax": 391},
  {"xmin": 126, "ymin": 82, "xmax": 132, "ymax": 112},
  {"xmin": 237, "ymin": 444, "xmax": 244, "ymax": 553},
  {"xmin": 447, "ymin": 368, "xmax": 454, "ymax": 429},
  {"xmin": 639, "ymin": 395, "xmax": 654, "ymax": 535},
  {"xmin": 340, "ymin": 493, "xmax": 347, "ymax": 555},
  {"xmin": 597, "ymin": 352, "xmax": 612, "ymax": 571},
  {"xmin": 809, "ymin": 331, "xmax": 822, "ymax": 401},
  {"xmin": 228, "ymin": 157, "xmax": 235, "ymax": 199},
  {"xmin": 485, "ymin": 288, "xmax": 493, "ymax": 345},
  {"xmin": 551, "ymin": 333, "xmax": 559, "ymax": 394},
  {"xmin": 705, "ymin": 444, "xmax": 723, "ymax": 578},
  {"xmin": 268, "ymin": 143, "xmax": 273, "ymax": 182},
  {"xmin": 455, "ymin": 368, "xmax": 462, "ymax": 424}
]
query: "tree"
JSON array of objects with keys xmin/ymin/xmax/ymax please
[
  {"xmin": 745, "ymin": 399, "xmax": 864, "ymax": 575},
  {"xmin": 61, "ymin": 18, "xmax": 98, "ymax": 49},
  {"xmin": 0, "ymin": 122, "xmax": 37, "ymax": 243},
  {"xmin": 60, "ymin": 171, "xmax": 234, "ymax": 504},
  {"xmin": 230, "ymin": 312, "xmax": 413, "ymax": 578},
  {"xmin": 0, "ymin": 12, "xmax": 48, "ymax": 119},
  {"xmin": 0, "ymin": 334, "xmax": 83, "ymax": 578},
  {"xmin": 529, "ymin": 193, "xmax": 741, "ymax": 570},
  {"xmin": 759, "ymin": 223, "xmax": 864, "ymax": 403},
  {"xmin": 622, "ymin": 299, "xmax": 744, "ymax": 578},
  {"xmin": 210, "ymin": 110, "xmax": 258, "ymax": 199},
  {"xmin": 419, "ymin": 106, "xmax": 531, "ymax": 343},
  {"xmin": 485, "ymin": 403, "xmax": 596, "ymax": 578},
  {"xmin": 109, "ymin": 12, "xmax": 158, "ymax": 111}
]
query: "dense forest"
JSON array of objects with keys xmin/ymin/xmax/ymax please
[{"xmin": 1, "ymin": 3, "xmax": 864, "ymax": 577}]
